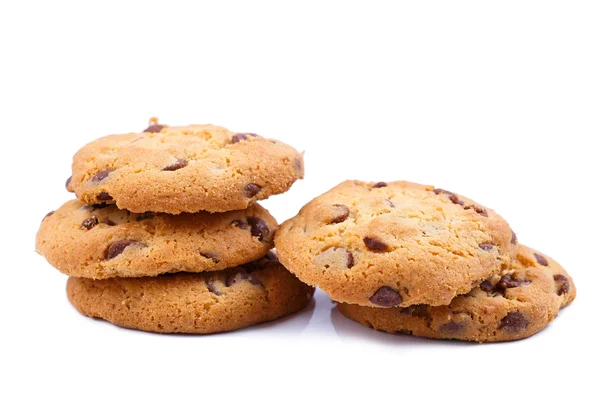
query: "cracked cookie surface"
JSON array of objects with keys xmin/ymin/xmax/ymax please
[
  {"xmin": 67, "ymin": 123, "xmax": 304, "ymax": 214},
  {"xmin": 275, "ymin": 180, "xmax": 517, "ymax": 307},
  {"xmin": 67, "ymin": 253, "xmax": 315, "ymax": 334},
  {"xmin": 337, "ymin": 245, "xmax": 576, "ymax": 342},
  {"xmin": 36, "ymin": 199, "xmax": 277, "ymax": 279}
]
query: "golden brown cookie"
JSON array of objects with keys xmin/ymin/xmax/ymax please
[
  {"xmin": 36, "ymin": 199, "xmax": 277, "ymax": 279},
  {"xmin": 67, "ymin": 122, "xmax": 304, "ymax": 214},
  {"xmin": 275, "ymin": 180, "xmax": 517, "ymax": 307},
  {"xmin": 337, "ymin": 245, "xmax": 576, "ymax": 342},
  {"xmin": 67, "ymin": 253, "xmax": 315, "ymax": 334}
]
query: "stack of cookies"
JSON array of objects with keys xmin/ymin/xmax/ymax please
[
  {"xmin": 36, "ymin": 120, "xmax": 314, "ymax": 334},
  {"xmin": 275, "ymin": 180, "xmax": 576, "ymax": 342}
]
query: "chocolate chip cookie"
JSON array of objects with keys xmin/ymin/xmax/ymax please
[
  {"xmin": 36, "ymin": 199, "xmax": 277, "ymax": 279},
  {"xmin": 67, "ymin": 122, "xmax": 304, "ymax": 214},
  {"xmin": 275, "ymin": 180, "xmax": 517, "ymax": 307},
  {"xmin": 337, "ymin": 245, "xmax": 576, "ymax": 342},
  {"xmin": 67, "ymin": 253, "xmax": 315, "ymax": 334}
]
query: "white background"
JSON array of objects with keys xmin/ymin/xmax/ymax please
[{"xmin": 1, "ymin": 1, "xmax": 598, "ymax": 399}]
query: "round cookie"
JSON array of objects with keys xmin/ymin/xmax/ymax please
[
  {"xmin": 67, "ymin": 121, "xmax": 304, "ymax": 214},
  {"xmin": 275, "ymin": 180, "xmax": 517, "ymax": 307},
  {"xmin": 67, "ymin": 253, "xmax": 315, "ymax": 334},
  {"xmin": 337, "ymin": 245, "xmax": 576, "ymax": 342},
  {"xmin": 36, "ymin": 199, "xmax": 277, "ymax": 279}
]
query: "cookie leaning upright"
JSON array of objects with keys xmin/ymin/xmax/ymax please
[
  {"xmin": 337, "ymin": 244, "xmax": 576, "ymax": 342},
  {"xmin": 275, "ymin": 180, "xmax": 517, "ymax": 307},
  {"xmin": 67, "ymin": 122, "xmax": 304, "ymax": 214}
]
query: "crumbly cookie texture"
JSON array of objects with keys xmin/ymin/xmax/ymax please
[
  {"xmin": 36, "ymin": 199, "xmax": 277, "ymax": 279},
  {"xmin": 337, "ymin": 245, "xmax": 576, "ymax": 342},
  {"xmin": 275, "ymin": 180, "xmax": 517, "ymax": 307},
  {"xmin": 67, "ymin": 123, "xmax": 304, "ymax": 214},
  {"xmin": 67, "ymin": 253, "xmax": 315, "ymax": 334}
]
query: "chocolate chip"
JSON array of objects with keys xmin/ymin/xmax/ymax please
[
  {"xmin": 433, "ymin": 189, "xmax": 463, "ymax": 205},
  {"xmin": 499, "ymin": 312, "xmax": 528, "ymax": 333},
  {"xmin": 244, "ymin": 183, "xmax": 262, "ymax": 197},
  {"xmin": 372, "ymin": 182, "xmax": 387, "ymax": 189},
  {"xmin": 433, "ymin": 188, "xmax": 452, "ymax": 195},
  {"xmin": 231, "ymin": 219, "xmax": 249, "ymax": 230},
  {"xmin": 465, "ymin": 205, "xmax": 488, "ymax": 217},
  {"xmin": 448, "ymin": 194, "xmax": 464, "ymax": 206},
  {"xmin": 136, "ymin": 212, "xmax": 154, "ymax": 221},
  {"xmin": 370, "ymin": 286, "xmax": 402, "ymax": 307},
  {"xmin": 480, "ymin": 280, "xmax": 495, "ymax": 292},
  {"xmin": 144, "ymin": 124, "xmax": 164, "ymax": 133},
  {"xmin": 231, "ymin": 133, "xmax": 258, "ymax": 143},
  {"xmin": 330, "ymin": 204, "xmax": 350, "ymax": 224},
  {"xmin": 399, "ymin": 305, "xmax": 429, "ymax": 318},
  {"xmin": 294, "ymin": 158, "xmax": 304, "ymax": 175},
  {"xmin": 97, "ymin": 192, "xmax": 113, "ymax": 201},
  {"xmin": 43, "ymin": 211, "xmax": 55, "ymax": 220},
  {"xmin": 92, "ymin": 203, "xmax": 110, "ymax": 209},
  {"xmin": 205, "ymin": 278, "xmax": 221, "ymax": 295},
  {"xmin": 105, "ymin": 240, "xmax": 137, "ymax": 260},
  {"xmin": 439, "ymin": 321, "xmax": 463, "ymax": 334},
  {"xmin": 81, "ymin": 216, "xmax": 99, "ymax": 230},
  {"xmin": 534, "ymin": 253, "xmax": 549, "ymax": 266},
  {"xmin": 497, "ymin": 274, "xmax": 531, "ymax": 290},
  {"xmin": 65, "ymin": 176, "xmax": 72, "ymax": 189},
  {"xmin": 554, "ymin": 274, "xmax": 570, "ymax": 295},
  {"xmin": 91, "ymin": 170, "xmax": 111, "ymax": 183},
  {"xmin": 163, "ymin": 159, "xmax": 188, "ymax": 171},
  {"xmin": 103, "ymin": 219, "xmax": 116, "ymax": 226},
  {"xmin": 200, "ymin": 252, "xmax": 219, "ymax": 263},
  {"xmin": 226, "ymin": 271, "xmax": 249, "ymax": 286},
  {"xmin": 363, "ymin": 236, "xmax": 389, "ymax": 251},
  {"xmin": 383, "ymin": 199, "xmax": 395, "ymax": 208},
  {"xmin": 248, "ymin": 217, "xmax": 270, "ymax": 241},
  {"xmin": 346, "ymin": 251, "xmax": 355, "ymax": 268},
  {"xmin": 479, "ymin": 243, "xmax": 495, "ymax": 251},
  {"xmin": 511, "ymin": 230, "xmax": 517, "ymax": 245}
]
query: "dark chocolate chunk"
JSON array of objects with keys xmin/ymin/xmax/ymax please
[
  {"xmin": 163, "ymin": 159, "xmax": 188, "ymax": 171},
  {"xmin": 553, "ymin": 274, "xmax": 570, "ymax": 296},
  {"xmin": 81, "ymin": 216, "xmax": 99, "ymax": 230},
  {"xmin": 372, "ymin": 182, "xmax": 387, "ymax": 189},
  {"xmin": 534, "ymin": 253, "xmax": 549, "ymax": 266},
  {"xmin": 499, "ymin": 312, "xmax": 528, "ymax": 333},
  {"xmin": 370, "ymin": 286, "xmax": 402, "ymax": 307},
  {"xmin": 205, "ymin": 278, "xmax": 221, "ymax": 295},
  {"xmin": 200, "ymin": 252, "xmax": 219, "ymax": 263},
  {"xmin": 244, "ymin": 183, "xmax": 262, "ymax": 197},
  {"xmin": 363, "ymin": 236, "xmax": 389, "ymax": 251},
  {"xmin": 497, "ymin": 274, "xmax": 531, "ymax": 289},
  {"xmin": 330, "ymin": 204, "xmax": 350, "ymax": 224},
  {"xmin": 97, "ymin": 192, "xmax": 113, "ymax": 201},
  {"xmin": 91, "ymin": 170, "xmax": 111, "ymax": 183},
  {"xmin": 247, "ymin": 217, "xmax": 270, "ymax": 241},
  {"xmin": 231, "ymin": 219, "xmax": 249, "ymax": 230},
  {"xmin": 231, "ymin": 133, "xmax": 258, "ymax": 143},
  {"xmin": 105, "ymin": 240, "xmax": 137, "ymax": 260},
  {"xmin": 144, "ymin": 124, "xmax": 164, "ymax": 133}
]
